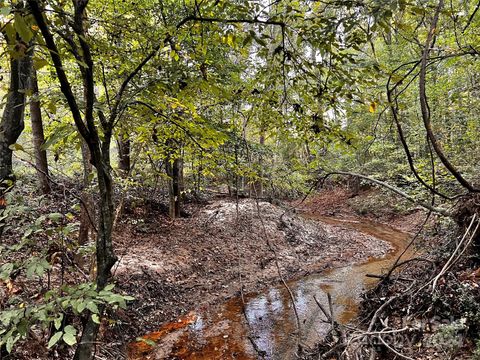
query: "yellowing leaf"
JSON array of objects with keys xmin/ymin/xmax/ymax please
[
  {"xmin": 369, "ymin": 101, "xmax": 377, "ymax": 113},
  {"xmin": 9, "ymin": 143, "xmax": 24, "ymax": 151},
  {"xmin": 33, "ymin": 57, "xmax": 49, "ymax": 70}
]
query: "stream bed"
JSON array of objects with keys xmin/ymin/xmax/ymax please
[{"xmin": 128, "ymin": 215, "xmax": 413, "ymax": 360}]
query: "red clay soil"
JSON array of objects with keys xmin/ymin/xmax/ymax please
[{"xmin": 296, "ymin": 186, "xmax": 427, "ymax": 233}]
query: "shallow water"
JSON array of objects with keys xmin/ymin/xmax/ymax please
[{"xmin": 128, "ymin": 215, "xmax": 412, "ymax": 360}]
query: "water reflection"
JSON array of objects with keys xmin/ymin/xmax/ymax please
[{"xmin": 128, "ymin": 216, "xmax": 412, "ymax": 360}]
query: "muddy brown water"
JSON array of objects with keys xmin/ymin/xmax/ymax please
[{"xmin": 128, "ymin": 215, "xmax": 413, "ymax": 360}]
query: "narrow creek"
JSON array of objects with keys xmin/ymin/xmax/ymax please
[{"xmin": 128, "ymin": 214, "xmax": 413, "ymax": 360}]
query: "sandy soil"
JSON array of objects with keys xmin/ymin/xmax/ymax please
[{"xmin": 109, "ymin": 192, "xmax": 409, "ymax": 357}]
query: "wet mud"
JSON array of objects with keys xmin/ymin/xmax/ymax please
[{"xmin": 128, "ymin": 214, "xmax": 412, "ymax": 360}]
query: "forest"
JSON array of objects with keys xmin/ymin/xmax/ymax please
[{"xmin": 1, "ymin": 0, "xmax": 480, "ymax": 359}]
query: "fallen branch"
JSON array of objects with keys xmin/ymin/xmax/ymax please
[
  {"xmin": 378, "ymin": 332, "xmax": 415, "ymax": 360},
  {"xmin": 321, "ymin": 171, "xmax": 451, "ymax": 216},
  {"xmin": 382, "ymin": 212, "xmax": 433, "ymax": 282},
  {"xmin": 313, "ymin": 293, "xmax": 347, "ymax": 359},
  {"xmin": 431, "ymin": 214, "xmax": 479, "ymax": 292}
]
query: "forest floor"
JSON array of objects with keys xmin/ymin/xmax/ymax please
[
  {"xmin": 108, "ymin": 185, "xmax": 426, "ymax": 358},
  {"xmin": 6, "ymin": 183, "xmax": 474, "ymax": 359}
]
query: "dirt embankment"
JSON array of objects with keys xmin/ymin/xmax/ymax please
[
  {"xmin": 110, "ymin": 192, "xmax": 404, "ymax": 356},
  {"xmin": 296, "ymin": 186, "xmax": 425, "ymax": 233}
]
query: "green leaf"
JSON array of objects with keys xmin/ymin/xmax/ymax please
[
  {"xmin": 76, "ymin": 300, "xmax": 86, "ymax": 313},
  {"xmin": 33, "ymin": 57, "xmax": 49, "ymax": 70},
  {"xmin": 62, "ymin": 332, "xmax": 77, "ymax": 346},
  {"xmin": 6, "ymin": 335, "xmax": 14, "ymax": 353},
  {"xmin": 47, "ymin": 331, "xmax": 63, "ymax": 349},
  {"xmin": 104, "ymin": 284, "xmax": 115, "ymax": 291},
  {"xmin": 48, "ymin": 213, "xmax": 63, "ymax": 221},
  {"xmin": 137, "ymin": 337, "xmax": 156, "ymax": 346},
  {"xmin": 41, "ymin": 124, "xmax": 74, "ymax": 150},
  {"xmin": 0, "ymin": 263, "xmax": 14, "ymax": 281},
  {"xmin": 0, "ymin": 6, "xmax": 11, "ymax": 16},
  {"xmin": 92, "ymin": 314, "xmax": 100, "ymax": 324},
  {"xmin": 23, "ymin": 227, "xmax": 33, "ymax": 238},
  {"xmin": 14, "ymin": 13, "xmax": 33, "ymax": 42},
  {"xmin": 63, "ymin": 325, "xmax": 76, "ymax": 336},
  {"xmin": 86, "ymin": 301, "xmax": 99, "ymax": 314},
  {"xmin": 54, "ymin": 315, "xmax": 63, "ymax": 330},
  {"xmin": 4, "ymin": 23, "xmax": 16, "ymax": 44}
]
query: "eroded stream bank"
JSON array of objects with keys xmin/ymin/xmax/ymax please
[{"xmin": 127, "ymin": 211, "xmax": 413, "ymax": 360}]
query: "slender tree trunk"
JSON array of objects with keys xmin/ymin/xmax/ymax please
[
  {"xmin": 112, "ymin": 134, "xmax": 130, "ymax": 226},
  {"xmin": 166, "ymin": 156, "xmax": 183, "ymax": 218},
  {"xmin": 0, "ymin": 44, "xmax": 32, "ymax": 239},
  {"xmin": 418, "ymin": 0, "xmax": 477, "ymax": 192},
  {"xmin": 116, "ymin": 135, "xmax": 130, "ymax": 176},
  {"xmin": 195, "ymin": 153, "xmax": 202, "ymax": 197},
  {"xmin": 177, "ymin": 156, "xmax": 184, "ymax": 212},
  {"xmin": 78, "ymin": 141, "xmax": 94, "ymax": 246},
  {"xmin": 0, "ymin": 52, "xmax": 32, "ymax": 179},
  {"xmin": 28, "ymin": 2, "xmax": 118, "ymax": 359},
  {"xmin": 251, "ymin": 132, "xmax": 265, "ymax": 198},
  {"xmin": 29, "ymin": 66, "xmax": 50, "ymax": 194},
  {"xmin": 74, "ymin": 137, "xmax": 116, "ymax": 360}
]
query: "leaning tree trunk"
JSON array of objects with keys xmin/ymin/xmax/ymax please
[
  {"xmin": 0, "ymin": 45, "xmax": 32, "ymax": 238},
  {"xmin": 29, "ymin": 65, "xmax": 50, "ymax": 194}
]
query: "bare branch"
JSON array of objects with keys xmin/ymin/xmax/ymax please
[
  {"xmin": 27, "ymin": 0, "xmax": 90, "ymax": 142},
  {"xmin": 322, "ymin": 171, "xmax": 451, "ymax": 216}
]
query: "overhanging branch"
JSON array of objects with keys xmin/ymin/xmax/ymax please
[{"xmin": 322, "ymin": 171, "xmax": 451, "ymax": 216}]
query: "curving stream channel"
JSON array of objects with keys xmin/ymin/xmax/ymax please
[{"xmin": 128, "ymin": 214, "xmax": 413, "ymax": 360}]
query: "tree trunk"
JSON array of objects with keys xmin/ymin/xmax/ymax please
[
  {"xmin": 74, "ymin": 141, "xmax": 116, "ymax": 360},
  {"xmin": 166, "ymin": 156, "xmax": 183, "ymax": 218},
  {"xmin": 29, "ymin": 66, "xmax": 50, "ymax": 194},
  {"xmin": 116, "ymin": 134, "xmax": 130, "ymax": 176},
  {"xmin": 251, "ymin": 132, "xmax": 264, "ymax": 198},
  {"xmin": 0, "ymin": 50, "xmax": 32, "ymax": 180},
  {"xmin": 27, "ymin": 2, "xmax": 118, "ymax": 359},
  {"xmin": 0, "ymin": 44, "xmax": 32, "ymax": 238},
  {"xmin": 78, "ymin": 141, "xmax": 94, "ymax": 246}
]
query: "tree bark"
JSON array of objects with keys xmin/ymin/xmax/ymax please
[
  {"xmin": 418, "ymin": 0, "xmax": 478, "ymax": 192},
  {"xmin": 0, "ymin": 42, "xmax": 32, "ymax": 238},
  {"xmin": 254, "ymin": 132, "xmax": 265, "ymax": 198},
  {"xmin": 116, "ymin": 134, "xmax": 130, "ymax": 176},
  {"xmin": 78, "ymin": 141, "xmax": 94, "ymax": 246},
  {"xmin": 166, "ymin": 156, "xmax": 183, "ymax": 218},
  {"xmin": 27, "ymin": 2, "xmax": 117, "ymax": 359},
  {"xmin": 0, "ymin": 50, "xmax": 32, "ymax": 180},
  {"xmin": 29, "ymin": 66, "xmax": 50, "ymax": 194}
]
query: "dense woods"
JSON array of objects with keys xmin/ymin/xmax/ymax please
[{"xmin": 1, "ymin": 0, "xmax": 480, "ymax": 359}]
